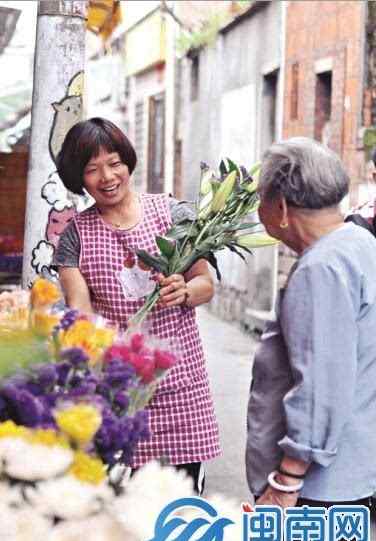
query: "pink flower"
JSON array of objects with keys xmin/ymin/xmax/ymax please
[
  {"xmin": 138, "ymin": 357, "xmax": 156, "ymax": 383},
  {"xmin": 104, "ymin": 344, "xmax": 131, "ymax": 363},
  {"xmin": 130, "ymin": 333, "xmax": 145, "ymax": 353},
  {"xmin": 127, "ymin": 352, "xmax": 156, "ymax": 383},
  {"xmin": 154, "ymin": 350, "xmax": 177, "ymax": 370}
]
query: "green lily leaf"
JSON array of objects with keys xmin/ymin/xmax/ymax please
[
  {"xmin": 204, "ymin": 251, "xmax": 222, "ymax": 281},
  {"xmin": 156, "ymin": 236, "xmax": 176, "ymax": 259},
  {"xmin": 167, "ymin": 221, "xmax": 198, "ymax": 240},
  {"xmin": 136, "ymin": 250, "xmax": 168, "ymax": 274},
  {"xmin": 219, "ymin": 157, "xmax": 238, "ymax": 179},
  {"xmin": 243, "ymin": 161, "xmax": 261, "ymax": 193},
  {"xmin": 227, "ymin": 244, "xmax": 247, "ymax": 262}
]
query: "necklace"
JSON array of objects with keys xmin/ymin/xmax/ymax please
[{"xmin": 98, "ymin": 195, "xmax": 141, "ymax": 229}]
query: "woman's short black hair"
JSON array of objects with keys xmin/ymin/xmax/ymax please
[{"xmin": 57, "ymin": 117, "xmax": 137, "ymax": 195}]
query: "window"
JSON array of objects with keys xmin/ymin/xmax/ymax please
[
  {"xmin": 148, "ymin": 92, "xmax": 165, "ymax": 193},
  {"xmin": 314, "ymin": 71, "xmax": 332, "ymax": 145},
  {"xmin": 261, "ymin": 70, "xmax": 279, "ymax": 152},
  {"xmin": 190, "ymin": 55, "xmax": 199, "ymax": 102},
  {"xmin": 290, "ymin": 63, "xmax": 299, "ymax": 120}
]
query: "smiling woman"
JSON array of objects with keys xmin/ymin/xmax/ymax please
[{"xmin": 53, "ymin": 117, "xmax": 220, "ymax": 494}]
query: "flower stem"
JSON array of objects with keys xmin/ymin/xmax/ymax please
[{"xmin": 128, "ymin": 286, "xmax": 161, "ymax": 328}]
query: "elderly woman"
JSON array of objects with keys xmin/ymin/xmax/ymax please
[{"xmin": 246, "ymin": 137, "xmax": 376, "ymax": 509}]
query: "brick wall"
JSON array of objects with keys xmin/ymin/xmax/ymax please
[
  {"xmin": 0, "ymin": 152, "xmax": 28, "ymax": 245},
  {"xmin": 280, "ymin": 1, "xmax": 367, "ymax": 283},
  {"xmin": 283, "ymin": 1, "xmax": 366, "ymax": 205}
]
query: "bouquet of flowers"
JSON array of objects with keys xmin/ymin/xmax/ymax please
[
  {"xmin": 131, "ymin": 159, "xmax": 277, "ymax": 325},
  {"xmin": 0, "ymin": 280, "xmax": 178, "ymax": 471}
]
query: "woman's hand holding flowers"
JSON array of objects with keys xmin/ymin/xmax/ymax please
[{"xmin": 157, "ymin": 273, "xmax": 188, "ymax": 308}]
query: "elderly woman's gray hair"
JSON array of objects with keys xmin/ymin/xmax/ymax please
[{"xmin": 259, "ymin": 137, "xmax": 349, "ymax": 209}]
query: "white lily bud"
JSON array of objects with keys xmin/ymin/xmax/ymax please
[
  {"xmin": 200, "ymin": 169, "xmax": 216, "ymax": 196},
  {"xmin": 210, "ymin": 170, "xmax": 237, "ymax": 213},
  {"xmin": 198, "ymin": 190, "xmax": 214, "ymax": 219},
  {"xmin": 236, "ymin": 233, "xmax": 279, "ymax": 248}
]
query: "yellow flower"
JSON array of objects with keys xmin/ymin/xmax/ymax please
[
  {"xmin": 31, "ymin": 278, "xmax": 61, "ymax": 308},
  {"xmin": 58, "ymin": 320, "xmax": 115, "ymax": 362},
  {"xmin": 55, "ymin": 404, "xmax": 102, "ymax": 446},
  {"xmin": 0, "ymin": 420, "xmax": 29, "ymax": 439},
  {"xmin": 70, "ymin": 451, "xmax": 106, "ymax": 484},
  {"xmin": 28, "ymin": 429, "xmax": 70, "ymax": 448},
  {"xmin": 31, "ymin": 309, "xmax": 61, "ymax": 337}
]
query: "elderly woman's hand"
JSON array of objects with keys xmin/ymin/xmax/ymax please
[
  {"xmin": 256, "ymin": 485, "xmax": 300, "ymax": 509},
  {"xmin": 157, "ymin": 273, "xmax": 188, "ymax": 308}
]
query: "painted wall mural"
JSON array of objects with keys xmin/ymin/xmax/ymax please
[{"xmin": 30, "ymin": 71, "xmax": 85, "ymax": 281}]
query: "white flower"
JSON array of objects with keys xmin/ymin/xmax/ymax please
[
  {"xmin": 47, "ymin": 513, "xmax": 134, "ymax": 541},
  {"xmin": 25, "ymin": 475, "xmax": 112, "ymax": 520},
  {"xmin": 112, "ymin": 461, "xmax": 194, "ymax": 540},
  {"xmin": 0, "ymin": 438, "xmax": 74, "ymax": 480},
  {"xmin": 0, "ymin": 503, "xmax": 18, "ymax": 539},
  {"xmin": 0, "ymin": 480, "xmax": 24, "ymax": 507},
  {"xmin": 0, "ymin": 505, "xmax": 51, "ymax": 541}
]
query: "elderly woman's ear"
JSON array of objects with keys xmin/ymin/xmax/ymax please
[{"xmin": 279, "ymin": 197, "xmax": 289, "ymax": 229}]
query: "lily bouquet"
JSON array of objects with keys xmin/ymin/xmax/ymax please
[{"xmin": 131, "ymin": 159, "xmax": 277, "ymax": 325}]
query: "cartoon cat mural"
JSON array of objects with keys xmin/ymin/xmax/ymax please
[
  {"xmin": 29, "ymin": 71, "xmax": 85, "ymax": 280},
  {"xmin": 49, "ymin": 94, "xmax": 82, "ymax": 164}
]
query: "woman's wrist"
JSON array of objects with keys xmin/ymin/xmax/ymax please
[
  {"xmin": 184, "ymin": 284, "xmax": 192, "ymax": 307},
  {"xmin": 276, "ymin": 472, "xmax": 302, "ymax": 487},
  {"xmin": 267, "ymin": 470, "xmax": 304, "ymax": 493}
]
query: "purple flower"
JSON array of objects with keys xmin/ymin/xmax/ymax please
[
  {"xmin": 58, "ymin": 310, "xmax": 79, "ymax": 330},
  {"xmin": 114, "ymin": 391, "xmax": 129, "ymax": 412},
  {"xmin": 35, "ymin": 364, "xmax": 58, "ymax": 388},
  {"xmin": 60, "ymin": 347, "xmax": 89, "ymax": 367},
  {"xmin": 15, "ymin": 389, "xmax": 45, "ymax": 427},
  {"xmin": 42, "ymin": 392, "xmax": 60, "ymax": 408},
  {"xmin": 103, "ymin": 360, "xmax": 136, "ymax": 388},
  {"xmin": 23, "ymin": 382, "xmax": 44, "ymax": 396},
  {"xmin": 97, "ymin": 382, "xmax": 112, "ymax": 400},
  {"xmin": 68, "ymin": 381, "xmax": 97, "ymax": 398},
  {"xmin": 55, "ymin": 362, "xmax": 71, "ymax": 386}
]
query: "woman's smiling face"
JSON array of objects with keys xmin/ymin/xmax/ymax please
[{"xmin": 83, "ymin": 147, "xmax": 130, "ymax": 207}]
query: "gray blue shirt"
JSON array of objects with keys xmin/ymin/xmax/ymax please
[{"xmin": 246, "ymin": 223, "xmax": 376, "ymax": 501}]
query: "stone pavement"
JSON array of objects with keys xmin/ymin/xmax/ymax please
[{"xmin": 196, "ymin": 306, "xmax": 258, "ymax": 502}]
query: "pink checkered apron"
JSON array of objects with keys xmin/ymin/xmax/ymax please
[{"xmin": 74, "ymin": 193, "xmax": 220, "ymax": 466}]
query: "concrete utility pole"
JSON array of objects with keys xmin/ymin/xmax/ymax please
[{"xmin": 22, "ymin": 0, "xmax": 88, "ymax": 287}]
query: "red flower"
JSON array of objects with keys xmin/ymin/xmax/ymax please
[
  {"xmin": 138, "ymin": 357, "xmax": 156, "ymax": 383},
  {"xmin": 104, "ymin": 344, "xmax": 131, "ymax": 363},
  {"xmin": 154, "ymin": 349, "xmax": 177, "ymax": 370},
  {"xmin": 130, "ymin": 333, "xmax": 145, "ymax": 353},
  {"xmin": 126, "ymin": 352, "xmax": 156, "ymax": 383}
]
